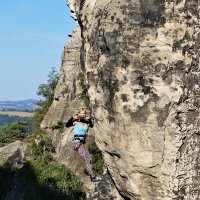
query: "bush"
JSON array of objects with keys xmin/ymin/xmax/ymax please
[
  {"xmin": 0, "ymin": 68, "xmax": 86, "ymax": 200},
  {"xmin": 0, "ymin": 114, "xmax": 31, "ymax": 127},
  {"xmin": 52, "ymin": 121, "xmax": 64, "ymax": 130},
  {"xmin": 88, "ymin": 142, "xmax": 104, "ymax": 176},
  {"xmin": 17, "ymin": 157, "xmax": 85, "ymax": 200},
  {"xmin": 23, "ymin": 127, "xmax": 85, "ymax": 200},
  {"xmin": 27, "ymin": 127, "xmax": 55, "ymax": 159},
  {"xmin": 77, "ymin": 72, "xmax": 90, "ymax": 109},
  {"xmin": 0, "ymin": 121, "xmax": 32, "ymax": 144}
]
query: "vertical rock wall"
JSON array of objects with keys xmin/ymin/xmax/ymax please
[
  {"xmin": 78, "ymin": 0, "xmax": 200, "ymax": 199},
  {"xmin": 41, "ymin": 21, "xmax": 123, "ymax": 199},
  {"xmin": 43, "ymin": 0, "xmax": 199, "ymax": 199},
  {"xmin": 41, "ymin": 26, "xmax": 89, "ymax": 177}
]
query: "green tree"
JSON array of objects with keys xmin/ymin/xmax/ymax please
[
  {"xmin": 34, "ymin": 67, "xmax": 59, "ymax": 125},
  {"xmin": 0, "ymin": 114, "xmax": 31, "ymax": 127},
  {"xmin": 0, "ymin": 68, "xmax": 86, "ymax": 199},
  {"xmin": 37, "ymin": 67, "xmax": 59, "ymax": 103},
  {"xmin": 0, "ymin": 122, "xmax": 31, "ymax": 144}
]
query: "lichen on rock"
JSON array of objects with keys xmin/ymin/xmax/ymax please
[{"xmin": 43, "ymin": 0, "xmax": 200, "ymax": 199}]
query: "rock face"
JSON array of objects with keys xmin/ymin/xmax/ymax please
[
  {"xmin": 41, "ymin": 26, "xmax": 83, "ymax": 130},
  {"xmin": 0, "ymin": 140, "xmax": 27, "ymax": 170},
  {"xmin": 0, "ymin": 141, "xmax": 27, "ymax": 200},
  {"xmin": 43, "ymin": 0, "xmax": 199, "ymax": 199},
  {"xmin": 88, "ymin": 172, "xmax": 123, "ymax": 200},
  {"xmin": 41, "ymin": 26, "xmax": 98, "ymax": 189}
]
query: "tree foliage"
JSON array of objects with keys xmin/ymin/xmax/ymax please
[
  {"xmin": 77, "ymin": 72, "xmax": 90, "ymax": 109},
  {"xmin": 37, "ymin": 67, "xmax": 59, "ymax": 103},
  {"xmin": 16, "ymin": 158, "xmax": 85, "ymax": 200},
  {"xmin": 34, "ymin": 67, "xmax": 59, "ymax": 125},
  {"xmin": 0, "ymin": 122, "xmax": 32, "ymax": 145},
  {"xmin": 0, "ymin": 68, "xmax": 86, "ymax": 199},
  {"xmin": 88, "ymin": 142, "xmax": 104, "ymax": 176},
  {"xmin": 0, "ymin": 114, "xmax": 31, "ymax": 127},
  {"xmin": 24, "ymin": 68, "xmax": 85, "ymax": 199}
]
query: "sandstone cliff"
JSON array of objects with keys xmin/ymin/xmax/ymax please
[
  {"xmin": 42, "ymin": 0, "xmax": 200, "ymax": 199},
  {"xmin": 0, "ymin": 140, "xmax": 27, "ymax": 170},
  {"xmin": 0, "ymin": 141, "xmax": 27, "ymax": 200}
]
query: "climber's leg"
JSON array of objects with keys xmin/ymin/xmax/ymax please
[
  {"xmin": 77, "ymin": 143, "xmax": 94, "ymax": 177},
  {"xmin": 72, "ymin": 143, "xmax": 81, "ymax": 150}
]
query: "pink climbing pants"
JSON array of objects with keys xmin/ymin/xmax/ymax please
[{"xmin": 72, "ymin": 143, "xmax": 94, "ymax": 177}]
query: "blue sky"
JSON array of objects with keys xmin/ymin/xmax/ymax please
[{"xmin": 0, "ymin": 0, "xmax": 76, "ymax": 101}]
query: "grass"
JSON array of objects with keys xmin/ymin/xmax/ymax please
[
  {"xmin": 25, "ymin": 127, "xmax": 85, "ymax": 200},
  {"xmin": 0, "ymin": 127, "xmax": 86, "ymax": 200},
  {"xmin": 17, "ymin": 157, "xmax": 85, "ymax": 200}
]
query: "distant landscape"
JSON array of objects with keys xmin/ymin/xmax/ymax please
[
  {"xmin": 0, "ymin": 99, "xmax": 36, "ymax": 130},
  {"xmin": 0, "ymin": 114, "xmax": 32, "ymax": 127},
  {"xmin": 0, "ymin": 111, "xmax": 34, "ymax": 117},
  {"xmin": 0, "ymin": 99, "xmax": 38, "ymax": 111}
]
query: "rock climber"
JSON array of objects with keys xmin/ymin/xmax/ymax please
[{"xmin": 66, "ymin": 108, "xmax": 101, "ymax": 182}]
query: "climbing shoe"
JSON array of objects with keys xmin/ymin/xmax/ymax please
[{"xmin": 91, "ymin": 176, "xmax": 102, "ymax": 182}]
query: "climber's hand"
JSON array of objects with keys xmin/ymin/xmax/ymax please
[
  {"xmin": 73, "ymin": 114, "xmax": 78, "ymax": 119},
  {"xmin": 85, "ymin": 115, "xmax": 90, "ymax": 120}
]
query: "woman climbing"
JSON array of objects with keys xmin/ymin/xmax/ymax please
[{"xmin": 66, "ymin": 108, "xmax": 101, "ymax": 182}]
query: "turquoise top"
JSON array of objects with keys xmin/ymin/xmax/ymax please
[{"xmin": 73, "ymin": 123, "xmax": 88, "ymax": 136}]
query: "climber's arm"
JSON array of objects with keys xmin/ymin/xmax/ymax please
[
  {"xmin": 85, "ymin": 115, "xmax": 94, "ymax": 128},
  {"xmin": 88, "ymin": 119, "xmax": 94, "ymax": 128},
  {"xmin": 65, "ymin": 117, "xmax": 74, "ymax": 127},
  {"xmin": 66, "ymin": 114, "xmax": 78, "ymax": 127}
]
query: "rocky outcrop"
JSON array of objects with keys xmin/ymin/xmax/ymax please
[
  {"xmin": 41, "ymin": 26, "xmax": 97, "ymax": 189},
  {"xmin": 88, "ymin": 172, "xmax": 123, "ymax": 200},
  {"xmin": 0, "ymin": 141, "xmax": 27, "ymax": 200},
  {"xmin": 41, "ymin": 26, "xmax": 83, "ymax": 130},
  {"xmin": 40, "ymin": 24, "xmax": 121, "ymax": 197},
  {"xmin": 0, "ymin": 140, "xmax": 27, "ymax": 170},
  {"xmin": 43, "ymin": 0, "xmax": 199, "ymax": 199}
]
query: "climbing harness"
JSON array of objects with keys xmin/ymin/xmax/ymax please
[{"xmin": 73, "ymin": 134, "xmax": 86, "ymax": 143}]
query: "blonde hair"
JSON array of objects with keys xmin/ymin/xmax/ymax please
[{"xmin": 79, "ymin": 108, "xmax": 87, "ymax": 114}]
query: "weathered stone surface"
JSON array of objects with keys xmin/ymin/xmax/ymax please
[
  {"xmin": 40, "ymin": 7, "xmax": 120, "ymax": 198},
  {"xmin": 41, "ymin": 26, "xmax": 83, "ymax": 131},
  {"xmin": 43, "ymin": 0, "xmax": 199, "ymax": 199},
  {"xmin": 40, "ymin": 25, "xmax": 97, "ymax": 191},
  {"xmin": 0, "ymin": 140, "xmax": 27, "ymax": 170},
  {"xmin": 0, "ymin": 141, "xmax": 27, "ymax": 200},
  {"xmin": 88, "ymin": 171, "xmax": 123, "ymax": 200},
  {"xmin": 41, "ymin": 26, "xmax": 86, "ymax": 164}
]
